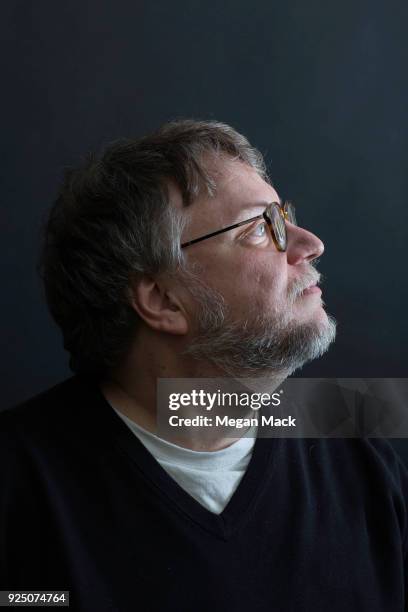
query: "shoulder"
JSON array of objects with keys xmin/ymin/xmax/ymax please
[
  {"xmin": 1, "ymin": 374, "xmax": 106, "ymax": 427},
  {"xmin": 361, "ymin": 437, "xmax": 408, "ymax": 482},
  {"xmin": 0, "ymin": 378, "xmax": 76, "ymax": 470},
  {"xmin": 304, "ymin": 437, "xmax": 408, "ymax": 553},
  {"xmin": 0, "ymin": 376, "xmax": 116, "ymax": 513},
  {"xmin": 1, "ymin": 377, "xmax": 82, "ymax": 439},
  {"xmin": 0, "ymin": 376, "xmax": 108, "ymax": 468},
  {"xmin": 357, "ymin": 438, "xmax": 408, "ymax": 556},
  {"xmin": 305, "ymin": 436, "xmax": 408, "ymax": 490}
]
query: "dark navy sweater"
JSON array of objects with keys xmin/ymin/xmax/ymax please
[{"xmin": 1, "ymin": 376, "xmax": 407, "ymax": 611}]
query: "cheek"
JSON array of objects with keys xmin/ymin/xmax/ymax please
[
  {"xmin": 232, "ymin": 261, "xmax": 287, "ymax": 314},
  {"xmin": 189, "ymin": 249, "xmax": 287, "ymax": 307},
  {"xmin": 251, "ymin": 272, "xmax": 286, "ymax": 315}
]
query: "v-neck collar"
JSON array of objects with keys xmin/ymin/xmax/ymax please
[{"xmin": 79, "ymin": 376, "xmax": 279, "ymax": 541}]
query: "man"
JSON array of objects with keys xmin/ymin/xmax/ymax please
[{"xmin": 1, "ymin": 120, "xmax": 407, "ymax": 611}]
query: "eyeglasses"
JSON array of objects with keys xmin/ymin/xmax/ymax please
[{"xmin": 181, "ymin": 201, "xmax": 297, "ymax": 252}]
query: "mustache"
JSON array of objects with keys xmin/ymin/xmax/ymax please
[{"xmin": 287, "ymin": 263, "xmax": 322, "ymax": 301}]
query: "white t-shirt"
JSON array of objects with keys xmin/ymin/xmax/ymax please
[{"xmin": 111, "ymin": 406, "xmax": 256, "ymax": 514}]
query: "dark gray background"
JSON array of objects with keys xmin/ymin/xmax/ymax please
[{"xmin": 2, "ymin": 1, "xmax": 407, "ymax": 430}]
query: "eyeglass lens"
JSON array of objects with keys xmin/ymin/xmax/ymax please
[{"xmin": 266, "ymin": 202, "xmax": 296, "ymax": 251}]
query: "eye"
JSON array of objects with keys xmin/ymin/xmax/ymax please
[
  {"xmin": 238, "ymin": 220, "xmax": 269, "ymax": 244},
  {"xmin": 249, "ymin": 221, "xmax": 267, "ymax": 238}
]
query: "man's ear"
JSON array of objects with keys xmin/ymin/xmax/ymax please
[{"xmin": 129, "ymin": 276, "xmax": 189, "ymax": 335}]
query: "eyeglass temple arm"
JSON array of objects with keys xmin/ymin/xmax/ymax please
[{"xmin": 181, "ymin": 214, "xmax": 263, "ymax": 249}]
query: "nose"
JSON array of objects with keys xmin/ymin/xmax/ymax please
[{"xmin": 285, "ymin": 222, "xmax": 324, "ymax": 265}]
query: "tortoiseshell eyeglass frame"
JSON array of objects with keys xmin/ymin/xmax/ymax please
[{"xmin": 181, "ymin": 201, "xmax": 296, "ymax": 252}]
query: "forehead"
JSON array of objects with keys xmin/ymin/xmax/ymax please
[{"xmin": 171, "ymin": 157, "xmax": 280, "ymax": 230}]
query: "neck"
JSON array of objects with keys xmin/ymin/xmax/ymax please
[{"xmin": 99, "ymin": 328, "xmax": 288, "ymax": 451}]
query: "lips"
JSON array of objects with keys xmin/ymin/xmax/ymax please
[
  {"xmin": 301, "ymin": 284, "xmax": 322, "ymax": 296},
  {"xmin": 303, "ymin": 282, "xmax": 316, "ymax": 291}
]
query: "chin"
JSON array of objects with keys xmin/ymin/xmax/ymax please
[
  {"xmin": 314, "ymin": 304, "xmax": 329, "ymax": 322},
  {"xmin": 294, "ymin": 301, "xmax": 328, "ymax": 326}
]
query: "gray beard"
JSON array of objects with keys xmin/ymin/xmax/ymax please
[{"xmin": 181, "ymin": 271, "xmax": 337, "ymax": 378}]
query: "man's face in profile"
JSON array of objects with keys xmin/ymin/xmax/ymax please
[{"xmin": 175, "ymin": 156, "xmax": 336, "ymax": 377}]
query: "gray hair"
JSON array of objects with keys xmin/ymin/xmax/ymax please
[
  {"xmin": 38, "ymin": 119, "xmax": 268, "ymax": 379},
  {"xmin": 181, "ymin": 263, "xmax": 337, "ymax": 378}
]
